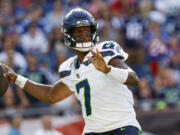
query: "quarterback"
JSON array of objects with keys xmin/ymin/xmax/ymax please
[{"xmin": 2, "ymin": 8, "xmax": 141, "ymax": 135}]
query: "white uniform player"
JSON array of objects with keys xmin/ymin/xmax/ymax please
[
  {"xmin": 59, "ymin": 41, "xmax": 141, "ymax": 134},
  {"xmin": 3, "ymin": 8, "xmax": 142, "ymax": 135}
]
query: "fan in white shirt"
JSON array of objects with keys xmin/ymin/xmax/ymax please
[{"xmin": 34, "ymin": 115, "xmax": 63, "ymax": 135}]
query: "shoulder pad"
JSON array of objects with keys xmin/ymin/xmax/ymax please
[
  {"xmin": 83, "ymin": 41, "xmax": 128, "ymax": 66},
  {"xmin": 95, "ymin": 41, "xmax": 128, "ymax": 61},
  {"xmin": 58, "ymin": 56, "xmax": 76, "ymax": 78}
]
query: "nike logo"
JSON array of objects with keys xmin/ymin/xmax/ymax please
[
  {"xmin": 106, "ymin": 43, "xmax": 111, "ymax": 47},
  {"xmin": 120, "ymin": 127, "xmax": 126, "ymax": 131}
]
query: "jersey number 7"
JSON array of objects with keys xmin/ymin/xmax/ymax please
[{"xmin": 76, "ymin": 79, "xmax": 92, "ymax": 116}]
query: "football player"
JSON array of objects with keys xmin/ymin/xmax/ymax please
[{"xmin": 2, "ymin": 8, "xmax": 141, "ymax": 135}]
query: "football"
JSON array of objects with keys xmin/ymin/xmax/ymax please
[{"xmin": 0, "ymin": 65, "xmax": 9, "ymax": 97}]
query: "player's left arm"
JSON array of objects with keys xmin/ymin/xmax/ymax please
[{"xmin": 87, "ymin": 48, "xmax": 139, "ymax": 86}]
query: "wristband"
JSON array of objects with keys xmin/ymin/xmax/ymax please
[
  {"xmin": 15, "ymin": 75, "xmax": 28, "ymax": 89},
  {"xmin": 106, "ymin": 66, "xmax": 129, "ymax": 83}
]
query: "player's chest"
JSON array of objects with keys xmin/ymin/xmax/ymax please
[{"xmin": 70, "ymin": 65, "xmax": 105, "ymax": 94}]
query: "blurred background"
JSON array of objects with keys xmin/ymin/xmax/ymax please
[{"xmin": 0, "ymin": 0, "xmax": 179, "ymax": 135}]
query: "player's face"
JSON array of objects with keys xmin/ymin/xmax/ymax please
[{"xmin": 72, "ymin": 26, "xmax": 91, "ymax": 43}]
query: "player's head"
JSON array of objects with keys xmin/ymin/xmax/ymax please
[{"xmin": 62, "ymin": 8, "xmax": 98, "ymax": 52}]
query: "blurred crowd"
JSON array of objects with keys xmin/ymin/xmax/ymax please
[{"xmin": 0, "ymin": 0, "xmax": 180, "ymax": 117}]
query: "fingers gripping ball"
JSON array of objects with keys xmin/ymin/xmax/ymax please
[{"xmin": 0, "ymin": 65, "xmax": 10, "ymax": 97}]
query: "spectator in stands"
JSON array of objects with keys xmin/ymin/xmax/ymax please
[
  {"xmin": 45, "ymin": 0, "xmax": 64, "ymax": 33},
  {"xmin": 144, "ymin": 11, "xmax": 170, "ymax": 63},
  {"xmin": 168, "ymin": 51, "xmax": 180, "ymax": 85},
  {"xmin": 110, "ymin": 0, "xmax": 126, "ymax": 18},
  {"xmin": 16, "ymin": 4, "xmax": 45, "ymax": 34},
  {"xmin": 159, "ymin": 68, "xmax": 180, "ymax": 107},
  {"xmin": 2, "ymin": 84, "xmax": 29, "ymax": 114},
  {"xmin": 135, "ymin": 78, "xmax": 153, "ymax": 111},
  {"xmin": 98, "ymin": 3, "xmax": 117, "ymax": 42},
  {"xmin": 168, "ymin": 50, "xmax": 180, "ymax": 70},
  {"xmin": 7, "ymin": 115, "xmax": 22, "ymax": 135},
  {"xmin": 20, "ymin": 21, "xmax": 48, "ymax": 55},
  {"xmin": 40, "ymin": 0, "xmax": 53, "ymax": 16},
  {"xmin": 3, "ymin": 86, "xmax": 16, "ymax": 114},
  {"xmin": 64, "ymin": 0, "xmax": 84, "ymax": 12},
  {"xmin": 20, "ymin": 53, "xmax": 49, "ymax": 108},
  {"xmin": 139, "ymin": 0, "xmax": 152, "ymax": 17},
  {"xmin": 13, "ymin": 0, "xmax": 27, "ymax": 24},
  {"xmin": 0, "ymin": 1, "xmax": 13, "ymax": 29},
  {"xmin": 0, "ymin": 38, "xmax": 27, "ymax": 70},
  {"xmin": 152, "ymin": 76, "xmax": 163, "ymax": 99},
  {"xmin": 6, "ymin": 32, "xmax": 24, "ymax": 55},
  {"xmin": 120, "ymin": 2, "xmax": 145, "ymax": 65},
  {"xmin": 136, "ymin": 78, "xmax": 152, "ymax": 100},
  {"xmin": 48, "ymin": 26, "xmax": 68, "ymax": 72},
  {"xmin": 87, "ymin": 0, "xmax": 102, "ymax": 19},
  {"xmin": 27, "ymin": 5, "xmax": 43, "ymax": 23},
  {"xmin": 168, "ymin": 35, "xmax": 180, "ymax": 70},
  {"xmin": 169, "ymin": 34, "xmax": 180, "ymax": 52},
  {"xmin": 34, "ymin": 115, "xmax": 63, "ymax": 135}
]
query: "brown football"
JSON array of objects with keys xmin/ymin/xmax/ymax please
[{"xmin": 0, "ymin": 65, "xmax": 9, "ymax": 97}]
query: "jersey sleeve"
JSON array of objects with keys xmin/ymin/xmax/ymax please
[
  {"xmin": 58, "ymin": 58, "xmax": 76, "ymax": 92},
  {"xmin": 96, "ymin": 41, "xmax": 128, "ymax": 64}
]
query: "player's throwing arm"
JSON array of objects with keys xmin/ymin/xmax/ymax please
[{"xmin": 0, "ymin": 63, "xmax": 73, "ymax": 104}]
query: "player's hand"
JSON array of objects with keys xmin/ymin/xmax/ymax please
[
  {"xmin": 0, "ymin": 63, "xmax": 17, "ymax": 83},
  {"xmin": 87, "ymin": 48, "xmax": 111, "ymax": 73}
]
